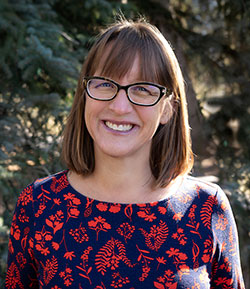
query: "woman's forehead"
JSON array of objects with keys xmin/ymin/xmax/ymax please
[
  {"xmin": 92, "ymin": 43, "xmax": 160, "ymax": 83},
  {"xmin": 94, "ymin": 52, "xmax": 143, "ymax": 81}
]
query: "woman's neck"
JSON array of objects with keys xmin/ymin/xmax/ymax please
[
  {"xmin": 85, "ymin": 152, "xmax": 154, "ymax": 203},
  {"xmin": 67, "ymin": 150, "xmax": 183, "ymax": 204}
]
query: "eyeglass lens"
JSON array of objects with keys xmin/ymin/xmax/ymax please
[{"xmin": 87, "ymin": 78, "xmax": 161, "ymax": 105}]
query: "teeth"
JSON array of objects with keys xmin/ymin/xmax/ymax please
[{"xmin": 105, "ymin": 121, "xmax": 133, "ymax": 131}]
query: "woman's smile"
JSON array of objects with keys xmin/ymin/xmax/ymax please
[{"xmin": 104, "ymin": 120, "xmax": 134, "ymax": 132}]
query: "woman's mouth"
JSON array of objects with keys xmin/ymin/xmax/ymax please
[{"xmin": 104, "ymin": 121, "xmax": 133, "ymax": 132}]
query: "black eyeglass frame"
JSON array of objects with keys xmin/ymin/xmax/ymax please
[{"xmin": 83, "ymin": 76, "xmax": 173, "ymax": 107}]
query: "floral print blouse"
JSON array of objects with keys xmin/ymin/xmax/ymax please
[{"xmin": 5, "ymin": 170, "xmax": 245, "ymax": 288}]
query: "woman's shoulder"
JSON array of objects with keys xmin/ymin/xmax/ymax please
[
  {"xmin": 26, "ymin": 170, "xmax": 70, "ymax": 199},
  {"xmin": 182, "ymin": 175, "xmax": 229, "ymax": 205},
  {"xmin": 184, "ymin": 175, "xmax": 220, "ymax": 191},
  {"xmin": 33, "ymin": 170, "xmax": 68, "ymax": 187}
]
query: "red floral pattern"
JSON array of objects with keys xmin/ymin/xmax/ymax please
[{"xmin": 5, "ymin": 171, "xmax": 245, "ymax": 288}]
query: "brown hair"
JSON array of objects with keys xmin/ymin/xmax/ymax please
[{"xmin": 62, "ymin": 18, "xmax": 193, "ymax": 188}]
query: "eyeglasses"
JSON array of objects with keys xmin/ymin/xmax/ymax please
[{"xmin": 83, "ymin": 76, "xmax": 172, "ymax": 106}]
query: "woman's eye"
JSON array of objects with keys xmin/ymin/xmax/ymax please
[
  {"xmin": 94, "ymin": 81, "xmax": 115, "ymax": 89},
  {"xmin": 99, "ymin": 82, "xmax": 112, "ymax": 87},
  {"xmin": 132, "ymin": 86, "xmax": 150, "ymax": 94},
  {"xmin": 136, "ymin": 86, "xmax": 146, "ymax": 91}
]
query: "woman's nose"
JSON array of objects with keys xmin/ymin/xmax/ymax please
[{"xmin": 108, "ymin": 89, "xmax": 133, "ymax": 114}]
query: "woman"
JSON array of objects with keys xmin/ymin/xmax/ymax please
[{"xmin": 5, "ymin": 18, "xmax": 245, "ymax": 289}]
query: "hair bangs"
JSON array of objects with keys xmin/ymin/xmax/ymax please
[
  {"xmin": 91, "ymin": 26, "xmax": 173, "ymax": 88},
  {"xmin": 98, "ymin": 40, "xmax": 140, "ymax": 80},
  {"xmin": 139, "ymin": 40, "xmax": 173, "ymax": 88}
]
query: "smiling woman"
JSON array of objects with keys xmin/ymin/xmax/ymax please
[
  {"xmin": 62, "ymin": 19, "xmax": 192, "ymax": 189},
  {"xmin": 5, "ymin": 17, "xmax": 245, "ymax": 289}
]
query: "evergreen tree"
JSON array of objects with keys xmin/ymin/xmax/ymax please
[{"xmin": 0, "ymin": 0, "xmax": 78, "ymax": 280}]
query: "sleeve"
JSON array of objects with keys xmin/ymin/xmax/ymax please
[
  {"xmin": 4, "ymin": 184, "xmax": 39, "ymax": 289},
  {"xmin": 210, "ymin": 187, "xmax": 245, "ymax": 289}
]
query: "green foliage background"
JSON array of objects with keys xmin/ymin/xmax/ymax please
[{"xmin": 0, "ymin": 0, "xmax": 249, "ymax": 287}]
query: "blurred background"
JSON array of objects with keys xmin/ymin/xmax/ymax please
[{"xmin": 0, "ymin": 0, "xmax": 249, "ymax": 287}]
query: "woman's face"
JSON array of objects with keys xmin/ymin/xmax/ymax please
[{"xmin": 84, "ymin": 55, "xmax": 173, "ymax": 162}]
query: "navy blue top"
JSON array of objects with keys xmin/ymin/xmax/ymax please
[{"xmin": 5, "ymin": 170, "xmax": 245, "ymax": 288}]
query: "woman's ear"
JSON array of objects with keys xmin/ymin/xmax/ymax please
[
  {"xmin": 160, "ymin": 94, "xmax": 179, "ymax": 124},
  {"xmin": 160, "ymin": 99, "xmax": 174, "ymax": 125}
]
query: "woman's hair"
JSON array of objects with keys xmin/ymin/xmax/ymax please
[{"xmin": 62, "ymin": 17, "xmax": 193, "ymax": 188}]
